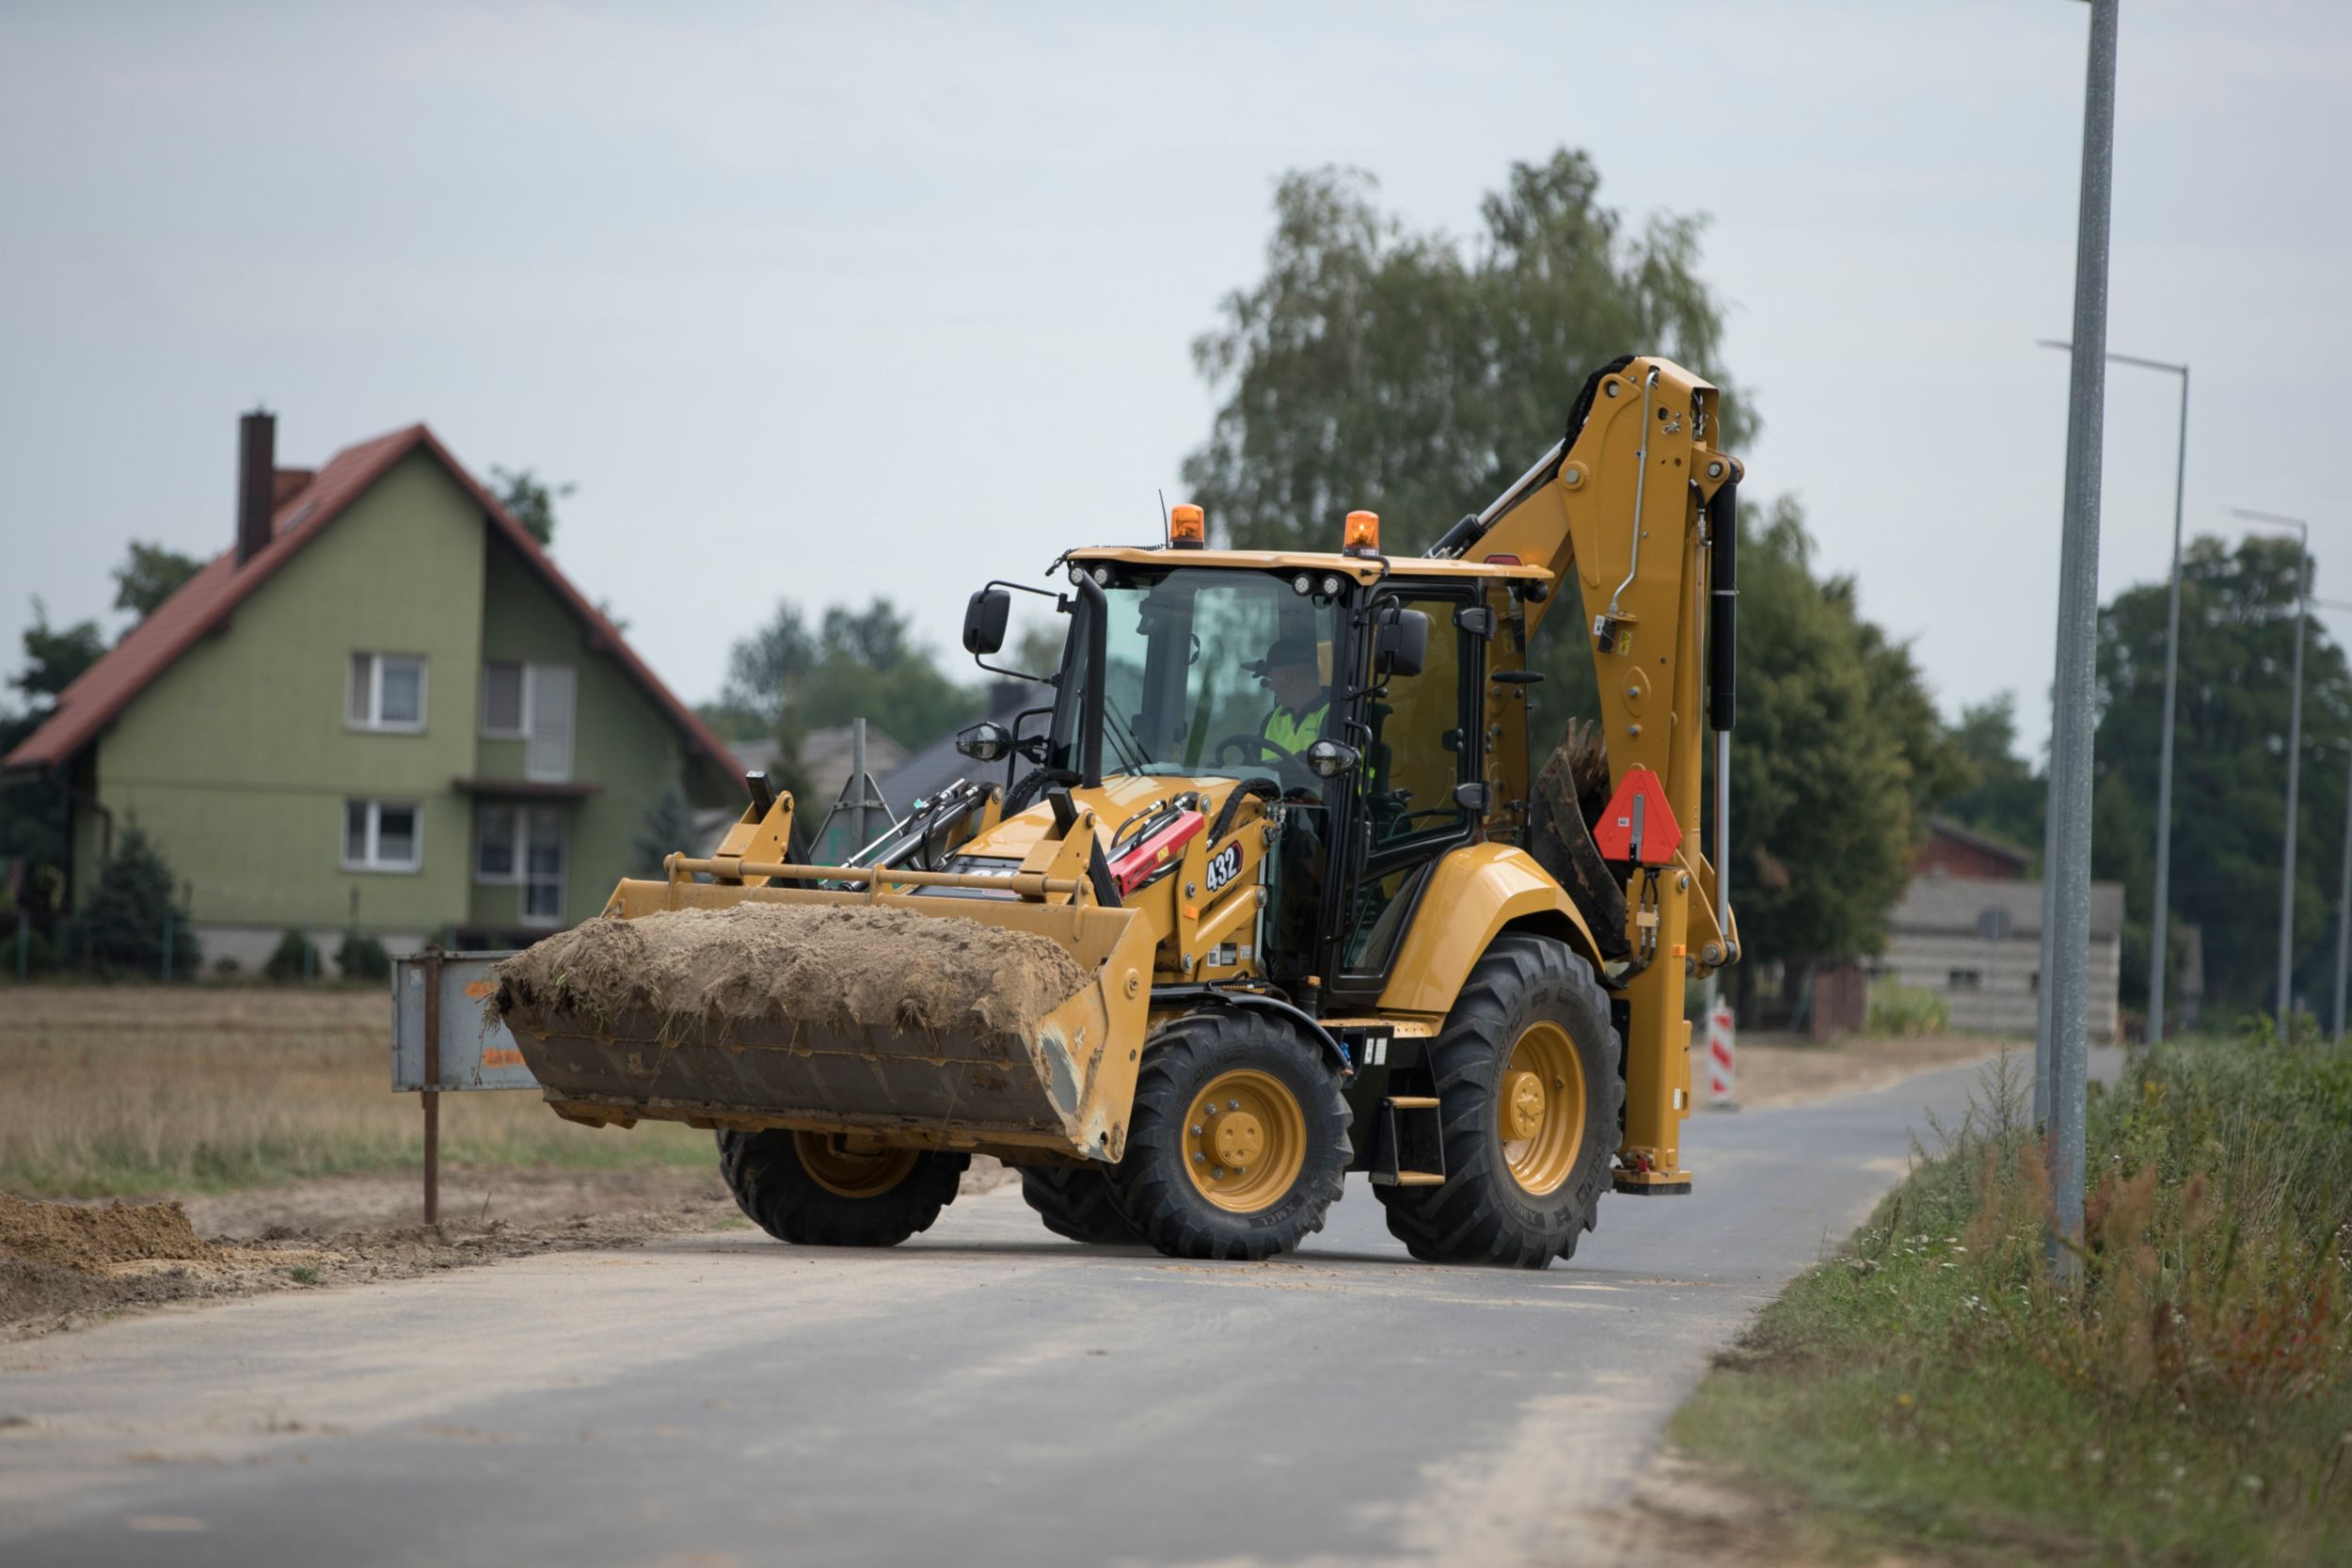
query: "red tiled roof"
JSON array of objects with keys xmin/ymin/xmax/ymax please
[{"xmin": 3, "ymin": 424, "xmax": 741, "ymax": 793}]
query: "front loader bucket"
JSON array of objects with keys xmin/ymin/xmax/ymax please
[{"xmin": 497, "ymin": 879, "xmax": 1157, "ymax": 1162}]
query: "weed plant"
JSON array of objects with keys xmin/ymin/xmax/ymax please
[{"xmin": 1677, "ymin": 1039, "xmax": 2352, "ymax": 1565}]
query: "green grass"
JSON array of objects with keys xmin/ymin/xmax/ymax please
[{"xmin": 1674, "ymin": 1040, "xmax": 2352, "ymax": 1566}]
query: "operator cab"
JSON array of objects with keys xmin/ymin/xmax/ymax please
[{"xmin": 963, "ymin": 543, "xmax": 1513, "ymax": 1012}]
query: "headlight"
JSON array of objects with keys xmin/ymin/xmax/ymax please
[
  {"xmin": 1321, "ymin": 574, "xmax": 1343, "ymax": 597},
  {"xmin": 1293, "ymin": 573, "xmax": 1314, "ymax": 595},
  {"xmin": 955, "ymin": 721, "xmax": 1013, "ymax": 764},
  {"xmin": 1305, "ymin": 739, "xmax": 1361, "ymax": 779}
]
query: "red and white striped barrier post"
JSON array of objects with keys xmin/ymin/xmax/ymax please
[{"xmin": 1704, "ymin": 1002, "xmax": 1737, "ymax": 1110}]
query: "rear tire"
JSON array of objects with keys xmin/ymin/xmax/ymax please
[
  {"xmin": 1019, "ymin": 1163, "xmax": 1144, "ymax": 1244},
  {"xmin": 1105, "ymin": 1009, "xmax": 1350, "ymax": 1261},
  {"xmin": 717, "ymin": 1129, "xmax": 968, "ymax": 1247},
  {"xmin": 1375, "ymin": 934, "xmax": 1621, "ymax": 1269}
]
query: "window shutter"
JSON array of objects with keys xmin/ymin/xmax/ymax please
[
  {"xmin": 482, "ymin": 662, "xmax": 524, "ymax": 735},
  {"xmin": 528, "ymin": 665, "xmax": 576, "ymax": 781}
]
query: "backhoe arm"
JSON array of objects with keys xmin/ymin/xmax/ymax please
[{"xmin": 1436, "ymin": 356, "xmax": 1742, "ymax": 1193}]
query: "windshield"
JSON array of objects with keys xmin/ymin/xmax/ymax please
[{"xmin": 1057, "ymin": 566, "xmax": 1343, "ymax": 778}]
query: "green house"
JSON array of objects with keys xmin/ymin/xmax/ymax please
[{"xmin": 4, "ymin": 413, "xmax": 742, "ymax": 971}]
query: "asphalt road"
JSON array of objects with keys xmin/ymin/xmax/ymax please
[{"xmin": 0, "ymin": 1052, "xmax": 2046, "ymax": 1568}]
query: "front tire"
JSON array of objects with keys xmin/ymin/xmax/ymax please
[
  {"xmin": 1375, "ymin": 934, "xmax": 1622, "ymax": 1268},
  {"xmin": 717, "ymin": 1129, "xmax": 968, "ymax": 1247},
  {"xmin": 1018, "ymin": 1163, "xmax": 1142, "ymax": 1244},
  {"xmin": 1104, "ymin": 1009, "xmax": 1350, "ymax": 1261}
]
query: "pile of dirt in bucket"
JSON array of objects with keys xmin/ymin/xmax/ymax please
[
  {"xmin": 0, "ymin": 1192, "xmax": 222, "ymax": 1273},
  {"xmin": 497, "ymin": 902, "xmax": 1091, "ymax": 1048}
]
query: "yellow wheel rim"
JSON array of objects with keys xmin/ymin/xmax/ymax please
[
  {"xmin": 1181, "ymin": 1069, "xmax": 1308, "ymax": 1213},
  {"xmin": 1499, "ymin": 1021, "xmax": 1585, "ymax": 1196},
  {"xmin": 794, "ymin": 1132, "xmax": 919, "ymax": 1198}
]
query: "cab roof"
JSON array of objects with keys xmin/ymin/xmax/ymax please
[{"xmin": 1064, "ymin": 545, "xmax": 1553, "ymax": 585}]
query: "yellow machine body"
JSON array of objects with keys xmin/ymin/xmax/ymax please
[{"xmin": 507, "ymin": 354, "xmax": 1740, "ymax": 1196}]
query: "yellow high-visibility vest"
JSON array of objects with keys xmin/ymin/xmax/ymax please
[{"xmin": 1263, "ymin": 701, "xmax": 1328, "ymax": 753}]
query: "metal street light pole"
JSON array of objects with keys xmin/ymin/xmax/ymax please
[
  {"xmin": 2307, "ymin": 594, "xmax": 2352, "ymax": 1045},
  {"xmin": 2042, "ymin": 0, "xmax": 2118, "ymax": 1274},
  {"xmin": 2039, "ymin": 341, "xmax": 2188, "ymax": 1043},
  {"xmin": 2234, "ymin": 507, "xmax": 2311, "ymax": 1025}
]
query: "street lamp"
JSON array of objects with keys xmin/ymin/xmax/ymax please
[
  {"xmin": 2233, "ymin": 506, "xmax": 2311, "ymax": 1024},
  {"xmin": 2039, "ymin": 341, "xmax": 2188, "ymax": 1042},
  {"xmin": 2309, "ymin": 594, "xmax": 2352, "ymax": 1046}
]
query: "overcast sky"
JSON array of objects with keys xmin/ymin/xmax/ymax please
[{"xmin": 5, "ymin": 1, "xmax": 2347, "ymax": 757}]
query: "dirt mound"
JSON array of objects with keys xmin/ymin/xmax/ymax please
[
  {"xmin": 0, "ymin": 1193, "xmax": 222, "ymax": 1273},
  {"xmin": 497, "ymin": 903, "xmax": 1091, "ymax": 1048}
]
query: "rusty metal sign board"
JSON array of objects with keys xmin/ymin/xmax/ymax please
[{"xmin": 391, "ymin": 950, "xmax": 537, "ymax": 1092}]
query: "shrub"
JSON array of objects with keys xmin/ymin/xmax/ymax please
[
  {"xmin": 78, "ymin": 823, "xmax": 199, "ymax": 977},
  {"xmin": 264, "ymin": 928, "xmax": 320, "ymax": 982},
  {"xmin": 335, "ymin": 931, "xmax": 391, "ymax": 983},
  {"xmin": 1866, "ymin": 979, "xmax": 1947, "ymax": 1037},
  {"xmin": 211, "ymin": 955, "xmax": 242, "ymax": 978}
]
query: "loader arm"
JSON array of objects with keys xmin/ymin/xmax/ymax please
[{"xmin": 1436, "ymin": 355, "xmax": 1742, "ymax": 1194}]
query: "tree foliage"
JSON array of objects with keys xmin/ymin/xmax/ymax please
[
  {"xmin": 1184, "ymin": 150, "xmax": 1756, "ymax": 556},
  {"xmin": 1724, "ymin": 499, "xmax": 1924, "ymax": 969},
  {"xmin": 1939, "ymin": 693, "xmax": 2044, "ymax": 859},
  {"xmin": 2095, "ymin": 534, "xmax": 2352, "ymax": 1017},
  {"xmin": 111, "ymin": 541, "xmax": 203, "ymax": 624},
  {"xmin": 1189, "ymin": 153, "xmax": 1951, "ymax": 975},
  {"xmin": 713, "ymin": 597, "xmax": 981, "ymax": 786},
  {"xmin": 11, "ymin": 598, "xmax": 104, "ymax": 706},
  {"xmin": 491, "ymin": 466, "xmax": 575, "ymax": 547},
  {"xmin": 634, "ymin": 784, "xmax": 701, "ymax": 877},
  {"xmin": 80, "ymin": 823, "xmax": 199, "ymax": 976}
]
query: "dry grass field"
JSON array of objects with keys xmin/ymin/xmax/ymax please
[
  {"xmin": 0, "ymin": 983, "xmax": 711, "ymax": 1198},
  {"xmin": 0, "ymin": 983, "xmax": 2005, "ymax": 1201}
]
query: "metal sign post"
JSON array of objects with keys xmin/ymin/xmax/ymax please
[
  {"xmin": 393, "ymin": 950, "xmax": 543, "ymax": 1226},
  {"xmin": 421, "ymin": 948, "xmax": 440, "ymax": 1225}
]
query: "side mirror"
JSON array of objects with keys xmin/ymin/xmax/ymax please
[
  {"xmin": 956, "ymin": 721, "xmax": 1014, "ymax": 763},
  {"xmin": 1375, "ymin": 606, "xmax": 1429, "ymax": 680},
  {"xmin": 1305, "ymin": 739, "xmax": 1361, "ymax": 780},
  {"xmin": 962, "ymin": 588, "xmax": 1011, "ymax": 656}
]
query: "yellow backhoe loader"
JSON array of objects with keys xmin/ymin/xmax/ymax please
[{"xmin": 498, "ymin": 353, "xmax": 1742, "ymax": 1267}]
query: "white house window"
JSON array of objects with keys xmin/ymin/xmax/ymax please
[
  {"xmin": 344, "ymin": 800, "xmax": 422, "ymax": 872},
  {"xmin": 349, "ymin": 653, "xmax": 427, "ymax": 732},
  {"xmin": 479, "ymin": 661, "xmax": 575, "ymax": 783},
  {"xmin": 475, "ymin": 804, "xmax": 566, "ymax": 926}
]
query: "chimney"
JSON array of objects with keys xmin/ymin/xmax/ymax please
[{"xmin": 236, "ymin": 409, "xmax": 277, "ymax": 565}]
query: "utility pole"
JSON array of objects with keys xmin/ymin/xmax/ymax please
[
  {"xmin": 2307, "ymin": 593, "xmax": 2352, "ymax": 1043},
  {"xmin": 2039, "ymin": 341, "xmax": 2188, "ymax": 1043},
  {"xmin": 2235, "ymin": 507, "xmax": 2312, "ymax": 1026},
  {"xmin": 2040, "ymin": 0, "xmax": 2117, "ymax": 1274}
]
